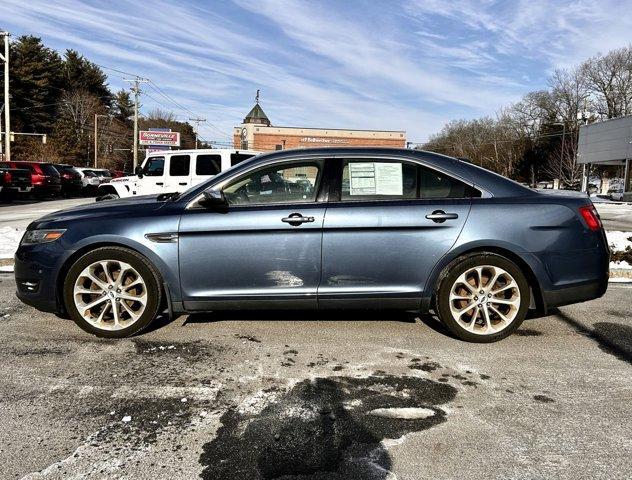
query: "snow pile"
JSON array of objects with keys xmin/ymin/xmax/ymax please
[
  {"xmin": 0, "ymin": 226, "xmax": 25, "ymax": 260},
  {"xmin": 606, "ymin": 230, "xmax": 632, "ymax": 271}
]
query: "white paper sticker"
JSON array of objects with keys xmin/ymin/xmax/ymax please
[{"xmin": 349, "ymin": 162, "xmax": 403, "ymax": 196}]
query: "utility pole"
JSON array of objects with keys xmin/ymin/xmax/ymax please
[
  {"xmin": 0, "ymin": 32, "xmax": 10, "ymax": 162},
  {"xmin": 125, "ymin": 77, "xmax": 148, "ymax": 171},
  {"xmin": 94, "ymin": 114, "xmax": 108, "ymax": 168},
  {"xmin": 188, "ymin": 117, "xmax": 206, "ymax": 149}
]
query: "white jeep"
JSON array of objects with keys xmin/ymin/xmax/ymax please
[{"xmin": 97, "ymin": 148, "xmax": 259, "ymax": 200}]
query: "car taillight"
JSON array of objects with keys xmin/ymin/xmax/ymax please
[
  {"xmin": 31, "ymin": 173, "xmax": 44, "ymax": 185},
  {"xmin": 3, "ymin": 171, "xmax": 11, "ymax": 183},
  {"xmin": 579, "ymin": 205, "xmax": 602, "ymax": 231}
]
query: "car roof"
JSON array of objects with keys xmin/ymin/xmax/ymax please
[
  {"xmin": 146, "ymin": 148, "xmax": 259, "ymax": 156},
  {"xmin": 240, "ymin": 147, "xmax": 535, "ymax": 198}
]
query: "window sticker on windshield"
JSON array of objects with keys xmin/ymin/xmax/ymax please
[{"xmin": 349, "ymin": 162, "xmax": 403, "ymax": 196}]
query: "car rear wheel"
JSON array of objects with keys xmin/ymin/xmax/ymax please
[
  {"xmin": 436, "ymin": 253, "xmax": 529, "ymax": 343},
  {"xmin": 63, "ymin": 247, "xmax": 162, "ymax": 338}
]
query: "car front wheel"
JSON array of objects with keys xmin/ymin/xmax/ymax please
[
  {"xmin": 63, "ymin": 247, "xmax": 162, "ymax": 338},
  {"xmin": 436, "ymin": 253, "xmax": 530, "ymax": 343}
]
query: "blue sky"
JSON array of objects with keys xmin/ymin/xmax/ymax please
[{"xmin": 3, "ymin": 0, "xmax": 632, "ymax": 143}]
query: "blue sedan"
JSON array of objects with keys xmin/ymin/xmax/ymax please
[{"xmin": 14, "ymin": 148, "xmax": 609, "ymax": 342}]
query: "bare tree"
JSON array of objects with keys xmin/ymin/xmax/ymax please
[{"xmin": 581, "ymin": 46, "xmax": 632, "ymax": 118}]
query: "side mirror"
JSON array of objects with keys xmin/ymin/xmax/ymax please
[
  {"xmin": 135, "ymin": 165, "xmax": 144, "ymax": 178},
  {"xmin": 200, "ymin": 189, "xmax": 228, "ymax": 209}
]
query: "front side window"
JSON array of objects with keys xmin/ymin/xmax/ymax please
[
  {"xmin": 196, "ymin": 154, "xmax": 221, "ymax": 175},
  {"xmin": 223, "ymin": 162, "xmax": 320, "ymax": 206},
  {"xmin": 144, "ymin": 157, "xmax": 165, "ymax": 176},
  {"xmin": 169, "ymin": 155, "xmax": 190, "ymax": 176}
]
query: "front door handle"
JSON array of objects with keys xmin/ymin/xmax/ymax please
[
  {"xmin": 425, "ymin": 210, "xmax": 459, "ymax": 223},
  {"xmin": 178, "ymin": 182, "xmax": 187, "ymax": 186},
  {"xmin": 282, "ymin": 213, "xmax": 315, "ymax": 226},
  {"xmin": 156, "ymin": 182, "xmax": 164, "ymax": 186}
]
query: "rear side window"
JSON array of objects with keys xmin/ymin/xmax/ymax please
[
  {"xmin": 41, "ymin": 164, "xmax": 60, "ymax": 176},
  {"xmin": 340, "ymin": 159, "xmax": 478, "ymax": 201},
  {"xmin": 169, "ymin": 155, "xmax": 190, "ymax": 176},
  {"xmin": 196, "ymin": 154, "xmax": 221, "ymax": 175},
  {"xmin": 341, "ymin": 160, "xmax": 418, "ymax": 201},
  {"xmin": 231, "ymin": 153, "xmax": 254, "ymax": 166},
  {"xmin": 144, "ymin": 157, "xmax": 165, "ymax": 176},
  {"xmin": 419, "ymin": 167, "xmax": 475, "ymax": 199}
]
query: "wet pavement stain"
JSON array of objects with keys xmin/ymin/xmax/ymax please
[
  {"xmin": 199, "ymin": 375, "xmax": 457, "ymax": 479},
  {"xmin": 234, "ymin": 334, "xmax": 262, "ymax": 343},
  {"xmin": 515, "ymin": 328, "xmax": 543, "ymax": 337},
  {"xmin": 533, "ymin": 394, "xmax": 555, "ymax": 403},
  {"xmin": 409, "ymin": 361, "xmax": 441, "ymax": 372}
]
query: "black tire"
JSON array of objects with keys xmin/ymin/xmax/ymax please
[
  {"xmin": 97, "ymin": 193, "xmax": 119, "ymax": 202},
  {"xmin": 63, "ymin": 247, "xmax": 162, "ymax": 338},
  {"xmin": 435, "ymin": 252, "xmax": 530, "ymax": 343}
]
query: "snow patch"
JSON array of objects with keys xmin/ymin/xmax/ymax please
[
  {"xmin": 0, "ymin": 226, "xmax": 24, "ymax": 259},
  {"xmin": 606, "ymin": 231, "xmax": 632, "ymax": 252},
  {"xmin": 368, "ymin": 407, "xmax": 436, "ymax": 419}
]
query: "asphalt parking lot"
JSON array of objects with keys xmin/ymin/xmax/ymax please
[{"xmin": 0, "ymin": 275, "xmax": 630, "ymax": 480}]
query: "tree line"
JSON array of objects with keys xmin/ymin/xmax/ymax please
[
  {"xmin": 0, "ymin": 35, "xmax": 197, "ymax": 170},
  {"xmin": 423, "ymin": 45, "xmax": 632, "ymax": 187}
]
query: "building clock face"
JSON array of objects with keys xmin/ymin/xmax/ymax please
[{"xmin": 241, "ymin": 128, "xmax": 247, "ymax": 140}]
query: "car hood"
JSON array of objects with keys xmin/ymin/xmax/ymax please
[{"xmin": 30, "ymin": 195, "xmax": 168, "ymax": 228}]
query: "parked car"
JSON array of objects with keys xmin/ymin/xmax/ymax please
[
  {"xmin": 53, "ymin": 164, "xmax": 83, "ymax": 197},
  {"xmin": 92, "ymin": 168, "xmax": 113, "ymax": 184},
  {"xmin": 96, "ymin": 149, "xmax": 259, "ymax": 200},
  {"xmin": 15, "ymin": 147, "xmax": 609, "ymax": 341},
  {"xmin": 607, "ymin": 187, "xmax": 624, "ymax": 201},
  {"xmin": 3, "ymin": 161, "xmax": 61, "ymax": 198},
  {"xmin": 0, "ymin": 162, "xmax": 32, "ymax": 201},
  {"xmin": 74, "ymin": 168, "xmax": 101, "ymax": 194}
]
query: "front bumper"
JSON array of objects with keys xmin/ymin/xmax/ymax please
[{"xmin": 14, "ymin": 242, "xmax": 67, "ymax": 314}]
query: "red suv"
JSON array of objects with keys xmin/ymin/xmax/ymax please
[{"xmin": 3, "ymin": 161, "xmax": 62, "ymax": 198}]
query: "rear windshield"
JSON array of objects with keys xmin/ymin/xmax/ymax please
[{"xmin": 41, "ymin": 164, "xmax": 60, "ymax": 176}]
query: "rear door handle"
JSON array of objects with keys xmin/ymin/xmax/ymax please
[
  {"xmin": 282, "ymin": 213, "xmax": 315, "ymax": 226},
  {"xmin": 425, "ymin": 210, "xmax": 459, "ymax": 223},
  {"xmin": 156, "ymin": 182, "xmax": 164, "ymax": 186},
  {"xmin": 178, "ymin": 182, "xmax": 187, "ymax": 186}
]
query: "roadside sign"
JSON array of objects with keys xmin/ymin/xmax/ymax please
[{"xmin": 139, "ymin": 130, "xmax": 180, "ymax": 146}]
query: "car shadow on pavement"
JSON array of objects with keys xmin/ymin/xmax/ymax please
[
  {"xmin": 555, "ymin": 309, "xmax": 632, "ymax": 364},
  {"xmin": 184, "ymin": 309, "xmax": 418, "ymax": 325},
  {"xmin": 199, "ymin": 374, "xmax": 457, "ymax": 479}
]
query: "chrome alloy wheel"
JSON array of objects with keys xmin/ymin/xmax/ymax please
[
  {"xmin": 448, "ymin": 265, "xmax": 521, "ymax": 335},
  {"xmin": 73, "ymin": 260, "xmax": 147, "ymax": 331}
]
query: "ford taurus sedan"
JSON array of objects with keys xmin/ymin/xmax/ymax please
[{"xmin": 14, "ymin": 148, "xmax": 609, "ymax": 342}]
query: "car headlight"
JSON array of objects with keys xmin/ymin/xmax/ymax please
[{"xmin": 21, "ymin": 229, "xmax": 66, "ymax": 246}]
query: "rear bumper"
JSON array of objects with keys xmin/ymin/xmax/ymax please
[{"xmin": 543, "ymin": 279, "xmax": 608, "ymax": 310}]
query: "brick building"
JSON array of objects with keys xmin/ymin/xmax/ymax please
[{"xmin": 233, "ymin": 100, "xmax": 406, "ymax": 152}]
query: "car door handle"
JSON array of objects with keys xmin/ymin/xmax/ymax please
[
  {"xmin": 178, "ymin": 182, "xmax": 187, "ymax": 186},
  {"xmin": 282, "ymin": 213, "xmax": 315, "ymax": 226},
  {"xmin": 425, "ymin": 210, "xmax": 459, "ymax": 223},
  {"xmin": 156, "ymin": 182, "xmax": 164, "ymax": 186}
]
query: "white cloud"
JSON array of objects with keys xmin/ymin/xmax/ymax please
[{"xmin": 2, "ymin": 0, "xmax": 632, "ymax": 142}]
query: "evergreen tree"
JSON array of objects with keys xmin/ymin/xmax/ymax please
[
  {"xmin": 1, "ymin": 35, "xmax": 63, "ymax": 133},
  {"xmin": 61, "ymin": 50, "xmax": 111, "ymax": 104}
]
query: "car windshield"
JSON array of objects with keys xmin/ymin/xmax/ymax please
[{"xmin": 84, "ymin": 171, "xmax": 96, "ymax": 177}]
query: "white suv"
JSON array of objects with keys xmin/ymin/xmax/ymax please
[{"xmin": 97, "ymin": 149, "xmax": 259, "ymax": 200}]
